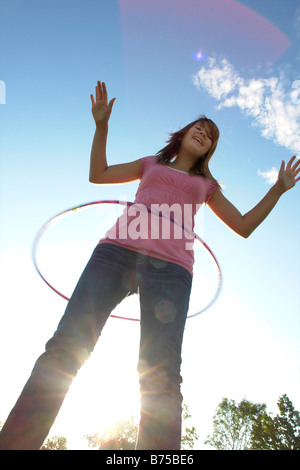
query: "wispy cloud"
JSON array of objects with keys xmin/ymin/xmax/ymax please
[
  {"xmin": 257, "ymin": 167, "xmax": 278, "ymax": 185},
  {"xmin": 193, "ymin": 57, "xmax": 300, "ymax": 155}
]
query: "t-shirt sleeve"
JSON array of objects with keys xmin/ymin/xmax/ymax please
[
  {"xmin": 139, "ymin": 155, "xmax": 156, "ymax": 179},
  {"xmin": 205, "ymin": 181, "xmax": 219, "ymax": 204}
]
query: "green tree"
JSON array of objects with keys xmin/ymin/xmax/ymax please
[
  {"xmin": 205, "ymin": 398, "xmax": 266, "ymax": 450},
  {"xmin": 40, "ymin": 436, "xmax": 68, "ymax": 450},
  {"xmin": 181, "ymin": 404, "xmax": 199, "ymax": 449},
  {"xmin": 251, "ymin": 394, "xmax": 300, "ymax": 450}
]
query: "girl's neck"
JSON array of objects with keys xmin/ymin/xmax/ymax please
[{"xmin": 168, "ymin": 153, "xmax": 197, "ymax": 173}]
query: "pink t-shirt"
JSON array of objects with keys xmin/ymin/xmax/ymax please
[{"xmin": 100, "ymin": 155, "xmax": 217, "ymax": 275}]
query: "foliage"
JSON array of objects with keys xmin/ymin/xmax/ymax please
[
  {"xmin": 40, "ymin": 435, "xmax": 68, "ymax": 450},
  {"xmin": 85, "ymin": 416, "xmax": 138, "ymax": 450},
  {"xmin": 85, "ymin": 404, "xmax": 199, "ymax": 450},
  {"xmin": 181, "ymin": 404, "xmax": 199, "ymax": 449},
  {"xmin": 251, "ymin": 394, "xmax": 300, "ymax": 450},
  {"xmin": 205, "ymin": 394, "xmax": 300, "ymax": 450},
  {"xmin": 205, "ymin": 397, "xmax": 266, "ymax": 450},
  {"xmin": 4, "ymin": 394, "xmax": 298, "ymax": 450}
]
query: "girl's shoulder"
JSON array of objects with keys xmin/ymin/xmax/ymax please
[
  {"xmin": 140, "ymin": 155, "xmax": 159, "ymax": 177},
  {"xmin": 141, "ymin": 155, "xmax": 157, "ymax": 165}
]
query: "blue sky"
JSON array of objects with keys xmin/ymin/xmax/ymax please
[{"xmin": 0, "ymin": 0, "xmax": 299, "ymax": 449}]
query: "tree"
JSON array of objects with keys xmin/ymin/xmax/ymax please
[
  {"xmin": 205, "ymin": 398, "xmax": 266, "ymax": 450},
  {"xmin": 85, "ymin": 404, "xmax": 199, "ymax": 450},
  {"xmin": 40, "ymin": 436, "xmax": 68, "ymax": 450},
  {"xmin": 181, "ymin": 404, "xmax": 199, "ymax": 449},
  {"xmin": 85, "ymin": 416, "xmax": 138, "ymax": 450},
  {"xmin": 251, "ymin": 394, "xmax": 300, "ymax": 450}
]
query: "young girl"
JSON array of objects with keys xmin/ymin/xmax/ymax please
[{"xmin": 0, "ymin": 82, "xmax": 299, "ymax": 450}]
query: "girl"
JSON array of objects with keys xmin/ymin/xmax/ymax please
[{"xmin": 0, "ymin": 82, "xmax": 299, "ymax": 450}]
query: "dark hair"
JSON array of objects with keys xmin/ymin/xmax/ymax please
[{"xmin": 156, "ymin": 116, "xmax": 220, "ymax": 188}]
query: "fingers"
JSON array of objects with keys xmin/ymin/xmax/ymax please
[
  {"xmin": 294, "ymin": 162, "xmax": 300, "ymax": 181},
  {"xmin": 96, "ymin": 81, "xmax": 107, "ymax": 101},
  {"xmin": 284, "ymin": 156, "xmax": 300, "ymax": 185},
  {"xmin": 102, "ymin": 81, "xmax": 108, "ymax": 102},
  {"xmin": 291, "ymin": 155, "xmax": 300, "ymax": 172},
  {"xmin": 286, "ymin": 156, "xmax": 300, "ymax": 181},
  {"xmin": 96, "ymin": 81, "xmax": 101, "ymax": 101},
  {"xmin": 287, "ymin": 155, "xmax": 298, "ymax": 170},
  {"xmin": 279, "ymin": 160, "xmax": 285, "ymax": 174},
  {"xmin": 281, "ymin": 156, "xmax": 300, "ymax": 174},
  {"xmin": 108, "ymin": 97, "xmax": 117, "ymax": 112},
  {"xmin": 286, "ymin": 157, "xmax": 292, "ymax": 170},
  {"xmin": 91, "ymin": 81, "xmax": 110, "ymax": 105}
]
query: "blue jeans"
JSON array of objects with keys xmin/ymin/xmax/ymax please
[{"xmin": 0, "ymin": 244, "xmax": 192, "ymax": 450}]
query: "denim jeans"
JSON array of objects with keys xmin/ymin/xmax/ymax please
[{"xmin": 0, "ymin": 243, "xmax": 192, "ymax": 450}]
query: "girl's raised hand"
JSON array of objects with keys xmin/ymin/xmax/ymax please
[
  {"xmin": 276, "ymin": 156, "xmax": 300, "ymax": 193},
  {"xmin": 90, "ymin": 81, "xmax": 116, "ymax": 126}
]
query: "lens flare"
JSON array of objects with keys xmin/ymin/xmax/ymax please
[
  {"xmin": 193, "ymin": 50, "xmax": 207, "ymax": 62},
  {"xmin": 154, "ymin": 299, "xmax": 177, "ymax": 324}
]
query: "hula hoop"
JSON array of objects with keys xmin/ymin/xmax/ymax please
[{"xmin": 32, "ymin": 200, "xmax": 222, "ymax": 321}]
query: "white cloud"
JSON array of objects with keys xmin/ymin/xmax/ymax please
[
  {"xmin": 193, "ymin": 57, "xmax": 300, "ymax": 155},
  {"xmin": 193, "ymin": 57, "xmax": 243, "ymax": 100},
  {"xmin": 257, "ymin": 167, "xmax": 278, "ymax": 185}
]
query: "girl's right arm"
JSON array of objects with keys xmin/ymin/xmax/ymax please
[
  {"xmin": 208, "ymin": 156, "xmax": 300, "ymax": 238},
  {"xmin": 89, "ymin": 81, "xmax": 141, "ymax": 184}
]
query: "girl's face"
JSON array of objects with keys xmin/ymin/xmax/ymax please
[{"xmin": 180, "ymin": 122, "xmax": 213, "ymax": 159}]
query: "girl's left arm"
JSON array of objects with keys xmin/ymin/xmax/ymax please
[{"xmin": 207, "ymin": 156, "xmax": 300, "ymax": 238}]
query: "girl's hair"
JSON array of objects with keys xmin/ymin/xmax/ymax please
[{"xmin": 156, "ymin": 116, "xmax": 220, "ymax": 188}]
